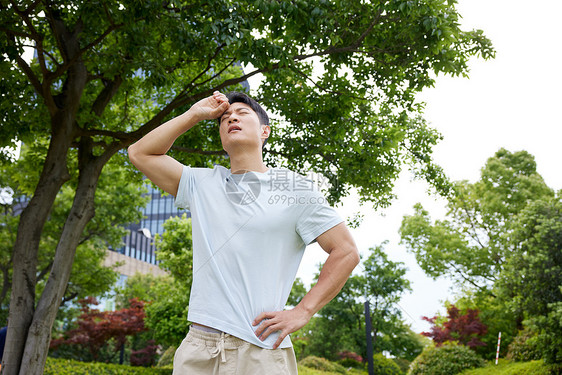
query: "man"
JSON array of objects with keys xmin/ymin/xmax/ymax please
[{"xmin": 128, "ymin": 91, "xmax": 359, "ymax": 374}]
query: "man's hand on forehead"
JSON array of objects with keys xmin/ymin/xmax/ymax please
[
  {"xmin": 212, "ymin": 91, "xmax": 230, "ymax": 118},
  {"xmin": 213, "ymin": 91, "xmax": 228, "ymax": 106},
  {"xmin": 190, "ymin": 91, "xmax": 230, "ymax": 122}
]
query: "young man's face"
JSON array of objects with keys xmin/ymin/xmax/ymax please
[{"xmin": 219, "ymin": 102, "xmax": 269, "ymax": 153}]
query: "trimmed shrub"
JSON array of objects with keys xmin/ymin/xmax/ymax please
[
  {"xmin": 45, "ymin": 357, "xmax": 172, "ymax": 374},
  {"xmin": 372, "ymin": 353, "xmax": 403, "ymax": 375},
  {"xmin": 299, "ymin": 355, "xmax": 347, "ymax": 374},
  {"xmin": 408, "ymin": 344, "xmax": 485, "ymax": 375},
  {"xmin": 156, "ymin": 346, "xmax": 176, "ymax": 367}
]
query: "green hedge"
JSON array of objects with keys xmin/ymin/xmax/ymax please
[
  {"xmin": 298, "ymin": 365, "xmax": 367, "ymax": 375},
  {"xmin": 460, "ymin": 359, "xmax": 562, "ymax": 375},
  {"xmin": 45, "ymin": 357, "xmax": 172, "ymax": 375},
  {"xmin": 46, "ymin": 356, "xmax": 372, "ymax": 375}
]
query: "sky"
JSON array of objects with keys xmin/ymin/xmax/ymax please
[{"xmin": 250, "ymin": 0, "xmax": 562, "ymax": 334}]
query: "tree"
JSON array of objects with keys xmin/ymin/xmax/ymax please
[
  {"xmin": 287, "ymin": 278, "xmax": 307, "ymax": 307},
  {"xmin": 49, "ymin": 297, "xmax": 147, "ymax": 363},
  {"xmin": 0, "ymin": 142, "xmax": 146, "ymax": 320},
  {"xmin": 118, "ymin": 214, "xmax": 194, "ymax": 348},
  {"xmin": 362, "ymin": 244, "xmax": 413, "ymax": 354},
  {"xmin": 400, "ymin": 149, "xmax": 561, "ymax": 363},
  {"xmin": 302, "ymin": 244, "xmax": 422, "ymax": 361},
  {"xmin": 421, "ymin": 304, "xmax": 487, "ymax": 349},
  {"xmin": 0, "ymin": 1, "xmax": 494, "ymax": 373},
  {"xmin": 498, "ymin": 195, "xmax": 562, "ymax": 364},
  {"xmin": 453, "ymin": 292, "xmax": 518, "ymax": 360},
  {"xmin": 153, "ymin": 213, "xmax": 193, "ymax": 283},
  {"xmin": 400, "ymin": 149, "xmax": 554, "ymax": 292}
]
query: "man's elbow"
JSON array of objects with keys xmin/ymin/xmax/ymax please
[
  {"xmin": 127, "ymin": 144, "xmax": 141, "ymax": 167},
  {"xmin": 348, "ymin": 246, "xmax": 360, "ymax": 269},
  {"xmin": 336, "ymin": 244, "xmax": 360, "ymax": 271}
]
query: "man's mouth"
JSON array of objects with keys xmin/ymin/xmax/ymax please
[{"xmin": 228, "ymin": 125, "xmax": 242, "ymax": 133}]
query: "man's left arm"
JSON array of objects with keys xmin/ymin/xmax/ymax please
[{"xmin": 253, "ymin": 222, "xmax": 360, "ymax": 349}]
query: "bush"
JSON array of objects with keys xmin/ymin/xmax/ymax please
[
  {"xmin": 372, "ymin": 353, "xmax": 403, "ymax": 375},
  {"xmin": 393, "ymin": 358, "xmax": 411, "ymax": 374},
  {"xmin": 506, "ymin": 329, "xmax": 542, "ymax": 362},
  {"xmin": 45, "ymin": 357, "xmax": 172, "ymax": 374},
  {"xmin": 299, "ymin": 356, "xmax": 347, "ymax": 374},
  {"xmin": 156, "ymin": 346, "xmax": 176, "ymax": 367},
  {"xmin": 339, "ymin": 357, "xmax": 365, "ymax": 370},
  {"xmin": 338, "ymin": 351, "xmax": 364, "ymax": 369},
  {"xmin": 408, "ymin": 344, "xmax": 485, "ymax": 375}
]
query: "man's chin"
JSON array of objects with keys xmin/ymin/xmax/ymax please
[{"xmin": 222, "ymin": 141, "xmax": 262, "ymax": 155}]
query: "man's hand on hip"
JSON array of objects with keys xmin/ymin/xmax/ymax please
[{"xmin": 252, "ymin": 307, "xmax": 311, "ymax": 349}]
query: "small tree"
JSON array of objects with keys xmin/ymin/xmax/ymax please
[
  {"xmin": 50, "ymin": 297, "xmax": 147, "ymax": 363},
  {"xmin": 422, "ymin": 305, "xmax": 487, "ymax": 349}
]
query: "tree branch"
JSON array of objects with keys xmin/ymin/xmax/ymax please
[
  {"xmin": 289, "ymin": 65, "xmax": 365, "ymax": 100},
  {"xmin": 191, "ymin": 57, "xmax": 236, "ymax": 90},
  {"xmin": 49, "ymin": 22, "xmax": 125, "ymax": 80},
  {"xmin": 77, "ymin": 128, "xmax": 131, "ymax": 141},
  {"xmin": 107, "ymin": 16, "xmax": 389, "ymax": 148},
  {"xmin": 37, "ymin": 261, "xmax": 54, "ymax": 284},
  {"xmin": 13, "ymin": 45, "xmax": 43, "ymax": 94},
  {"xmin": 9, "ymin": 0, "xmax": 51, "ymax": 77},
  {"xmin": 0, "ymin": 26, "xmax": 33, "ymax": 39},
  {"xmin": 178, "ymin": 43, "xmax": 227, "ymax": 97},
  {"xmin": 447, "ymin": 261, "xmax": 496, "ymax": 297},
  {"xmin": 90, "ymin": 76, "xmax": 123, "ymax": 117},
  {"xmin": 61, "ymin": 291, "xmax": 79, "ymax": 306}
]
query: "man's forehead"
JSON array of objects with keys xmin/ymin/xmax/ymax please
[{"xmin": 224, "ymin": 102, "xmax": 252, "ymax": 114}]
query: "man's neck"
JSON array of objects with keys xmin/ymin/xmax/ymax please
[{"xmin": 229, "ymin": 151, "xmax": 268, "ymax": 174}]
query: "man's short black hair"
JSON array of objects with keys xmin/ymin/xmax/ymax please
[{"xmin": 219, "ymin": 91, "xmax": 270, "ymax": 148}]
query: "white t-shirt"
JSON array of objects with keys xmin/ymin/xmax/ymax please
[{"xmin": 174, "ymin": 165, "xmax": 343, "ymax": 349}]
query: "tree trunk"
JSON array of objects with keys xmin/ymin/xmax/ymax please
[
  {"xmin": 2, "ymin": 117, "xmax": 73, "ymax": 375},
  {"xmin": 2, "ymin": 36, "xmax": 87, "ymax": 372},
  {"xmin": 18, "ymin": 155, "xmax": 105, "ymax": 375}
]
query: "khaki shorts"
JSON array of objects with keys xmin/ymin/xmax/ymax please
[{"xmin": 172, "ymin": 327, "xmax": 298, "ymax": 374}]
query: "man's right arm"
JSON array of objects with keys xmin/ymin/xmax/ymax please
[{"xmin": 128, "ymin": 91, "xmax": 229, "ymax": 196}]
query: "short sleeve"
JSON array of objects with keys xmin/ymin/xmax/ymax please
[
  {"xmin": 296, "ymin": 191, "xmax": 344, "ymax": 245},
  {"xmin": 174, "ymin": 165, "xmax": 194, "ymax": 210}
]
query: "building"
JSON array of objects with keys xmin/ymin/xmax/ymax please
[{"xmin": 104, "ymin": 183, "xmax": 189, "ymax": 277}]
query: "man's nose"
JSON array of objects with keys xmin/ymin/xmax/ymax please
[{"xmin": 228, "ymin": 115, "xmax": 239, "ymax": 123}]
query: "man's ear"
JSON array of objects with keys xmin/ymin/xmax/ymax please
[{"xmin": 261, "ymin": 125, "xmax": 271, "ymax": 140}]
